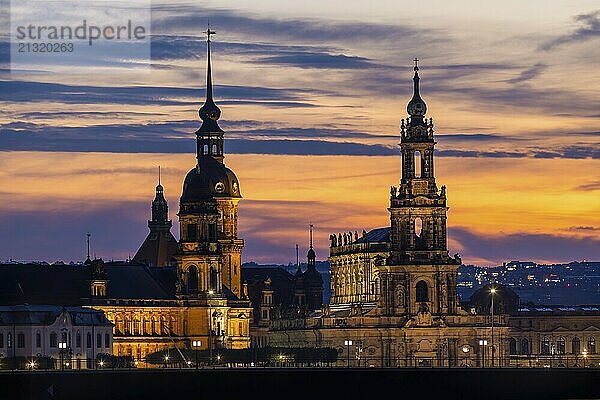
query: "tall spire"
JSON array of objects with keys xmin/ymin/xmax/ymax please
[
  {"xmin": 86, "ymin": 232, "xmax": 91, "ymax": 262},
  {"xmin": 150, "ymin": 168, "xmax": 170, "ymax": 229},
  {"xmin": 198, "ymin": 25, "xmax": 223, "ymax": 133},
  {"xmin": 307, "ymin": 223, "xmax": 316, "ymax": 268},
  {"xmin": 407, "ymin": 57, "xmax": 427, "ymax": 125}
]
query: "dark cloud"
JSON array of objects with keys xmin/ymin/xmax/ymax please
[
  {"xmin": 450, "ymin": 227, "xmax": 600, "ymax": 264},
  {"xmin": 0, "ymin": 80, "xmax": 313, "ymax": 106},
  {"xmin": 505, "ymin": 63, "xmax": 547, "ymax": 84},
  {"xmin": 151, "ymin": 5, "xmax": 431, "ymax": 46},
  {"xmin": 576, "ymin": 179, "xmax": 600, "ymax": 191},
  {"xmin": 254, "ymin": 53, "xmax": 377, "ymax": 69},
  {"xmin": 539, "ymin": 10, "xmax": 600, "ymax": 50},
  {"xmin": 2, "ymin": 120, "xmax": 599, "ymax": 158},
  {"xmin": 568, "ymin": 226, "xmax": 599, "ymax": 231}
]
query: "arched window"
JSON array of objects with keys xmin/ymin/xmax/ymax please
[
  {"xmin": 414, "ymin": 217, "xmax": 423, "ymax": 238},
  {"xmin": 49, "ymin": 332, "xmax": 56, "ymax": 348},
  {"xmin": 414, "ymin": 150, "xmax": 422, "ymax": 178},
  {"xmin": 17, "ymin": 333, "xmax": 25, "ymax": 348},
  {"xmin": 416, "ymin": 280, "xmax": 429, "ymax": 302},
  {"xmin": 105, "ymin": 333, "xmax": 110, "ymax": 348},
  {"xmin": 210, "ymin": 266, "xmax": 218, "ymax": 290},
  {"xmin": 588, "ymin": 336, "xmax": 596, "ymax": 354},
  {"xmin": 86, "ymin": 332, "xmax": 92, "ymax": 348},
  {"xmin": 508, "ymin": 338, "xmax": 517, "ymax": 355},
  {"xmin": 572, "ymin": 337, "xmax": 581, "ymax": 355},
  {"xmin": 212, "ymin": 144, "xmax": 218, "ymax": 154},
  {"xmin": 96, "ymin": 333, "xmax": 102, "ymax": 348},
  {"xmin": 203, "ymin": 144, "xmax": 209, "ymax": 155},
  {"xmin": 557, "ymin": 337, "xmax": 566, "ymax": 355},
  {"xmin": 36, "ymin": 331, "xmax": 41, "ymax": 348},
  {"xmin": 76, "ymin": 331, "xmax": 81, "ymax": 348},
  {"xmin": 187, "ymin": 265, "xmax": 198, "ymax": 294},
  {"xmin": 541, "ymin": 337, "xmax": 550, "ymax": 355},
  {"xmin": 521, "ymin": 338, "xmax": 530, "ymax": 355}
]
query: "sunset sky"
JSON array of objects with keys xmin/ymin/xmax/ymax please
[{"xmin": 0, "ymin": 1, "xmax": 599, "ymax": 266}]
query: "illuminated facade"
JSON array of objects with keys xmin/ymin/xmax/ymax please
[
  {"xmin": 268, "ymin": 62, "xmax": 512, "ymax": 367},
  {"xmin": 0, "ymin": 31, "xmax": 252, "ymax": 365}
]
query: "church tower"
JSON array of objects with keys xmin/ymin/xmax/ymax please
[
  {"xmin": 303, "ymin": 224, "xmax": 324, "ymax": 311},
  {"xmin": 176, "ymin": 28, "xmax": 244, "ymax": 298},
  {"xmin": 133, "ymin": 168, "xmax": 179, "ymax": 267},
  {"xmin": 382, "ymin": 60, "xmax": 461, "ymax": 319}
]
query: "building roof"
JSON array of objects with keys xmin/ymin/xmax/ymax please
[
  {"xmin": 0, "ymin": 304, "xmax": 112, "ymax": 326},
  {"xmin": 0, "ymin": 262, "xmax": 176, "ymax": 305},
  {"xmin": 133, "ymin": 231, "xmax": 179, "ymax": 268},
  {"xmin": 354, "ymin": 227, "xmax": 390, "ymax": 244}
]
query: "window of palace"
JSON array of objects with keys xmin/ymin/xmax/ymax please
[
  {"xmin": 105, "ymin": 334, "xmax": 110, "ymax": 348},
  {"xmin": 416, "ymin": 280, "xmax": 429, "ymax": 302},
  {"xmin": 541, "ymin": 338, "xmax": 550, "ymax": 355},
  {"xmin": 36, "ymin": 331, "xmax": 41, "ymax": 348},
  {"xmin": 0, "ymin": 333, "xmax": 3, "ymax": 348},
  {"xmin": 521, "ymin": 338, "xmax": 530, "ymax": 355},
  {"xmin": 17, "ymin": 333, "xmax": 25, "ymax": 348},
  {"xmin": 589, "ymin": 337, "xmax": 596, "ymax": 354},
  {"xmin": 49, "ymin": 332, "xmax": 56, "ymax": 348},
  {"xmin": 557, "ymin": 337, "xmax": 566, "ymax": 355},
  {"xmin": 572, "ymin": 337, "xmax": 581, "ymax": 354},
  {"xmin": 97, "ymin": 333, "xmax": 102, "ymax": 348},
  {"xmin": 87, "ymin": 332, "xmax": 92, "ymax": 348},
  {"xmin": 508, "ymin": 338, "xmax": 517, "ymax": 355},
  {"xmin": 76, "ymin": 332, "xmax": 81, "ymax": 348}
]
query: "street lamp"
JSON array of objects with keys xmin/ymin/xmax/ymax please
[
  {"xmin": 98, "ymin": 360, "xmax": 104, "ymax": 368},
  {"xmin": 164, "ymin": 355, "xmax": 169, "ymax": 368},
  {"xmin": 490, "ymin": 287, "xmax": 496, "ymax": 367},
  {"xmin": 28, "ymin": 360, "xmax": 36, "ymax": 370},
  {"xmin": 479, "ymin": 339, "xmax": 488, "ymax": 368},
  {"xmin": 192, "ymin": 340, "xmax": 202, "ymax": 370},
  {"xmin": 58, "ymin": 342, "xmax": 67, "ymax": 371},
  {"xmin": 582, "ymin": 349, "xmax": 588, "ymax": 368},
  {"xmin": 344, "ymin": 340, "xmax": 353, "ymax": 368}
]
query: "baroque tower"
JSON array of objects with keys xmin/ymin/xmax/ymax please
[
  {"xmin": 176, "ymin": 28, "xmax": 244, "ymax": 298},
  {"xmin": 383, "ymin": 60, "xmax": 461, "ymax": 319}
]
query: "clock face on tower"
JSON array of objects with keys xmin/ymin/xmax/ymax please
[{"xmin": 215, "ymin": 182, "xmax": 225, "ymax": 193}]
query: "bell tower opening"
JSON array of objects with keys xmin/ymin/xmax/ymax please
[{"xmin": 414, "ymin": 150, "xmax": 422, "ymax": 178}]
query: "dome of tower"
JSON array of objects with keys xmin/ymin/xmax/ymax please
[{"xmin": 180, "ymin": 157, "xmax": 241, "ymax": 202}]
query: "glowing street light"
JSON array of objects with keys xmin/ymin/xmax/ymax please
[
  {"xmin": 479, "ymin": 339, "xmax": 488, "ymax": 368},
  {"xmin": 490, "ymin": 287, "xmax": 497, "ymax": 367},
  {"xmin": 58, "ymin": 341, "xmax": 67, "ymax": 371},
  {"xmin": 344, "ymin": 340, "xmax": 353, "ymax": 368},
  {"xmin": 192, "ymin": 340, "xmax": 202, "ymax": 370},
  {"xmin": 98, "ymin": 360, "xmax": 104, "ymax": 368}
]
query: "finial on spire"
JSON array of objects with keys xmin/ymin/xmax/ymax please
[
  {"xmin": 198, "ymin": 23, "xmax": 222, "ymax": 130},
  {"xmin": 158, "ymin": 165, "xmax": 161, "ymax": 185},
  {"xmin": 86, "ymin": 232, "xmax": 91, "ymax": 261},
  {"xmin": 309, "ymin": 223, "xmax": 314, "ymax": 249},
  {"xmin": 407, "ymin": 58, "xmax": 427, "ymax": 120}
]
